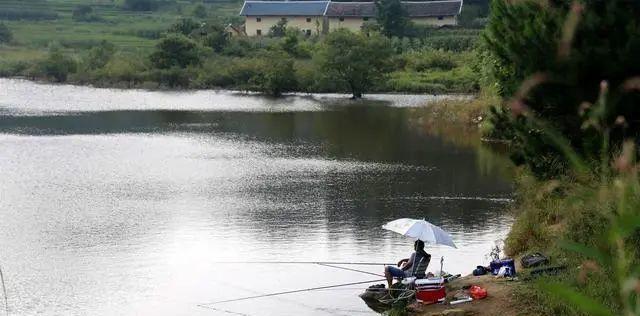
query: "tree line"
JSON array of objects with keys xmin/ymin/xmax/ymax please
[{"xmin": 0, "ymin": 0, "xmax": 480, "ymax": 97}]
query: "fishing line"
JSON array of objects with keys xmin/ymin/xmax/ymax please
[
  {"xmin": 210, "ymin": 261, "xmax": 393, "ymax": 266},
  {"xmin": 198, "ymin": 278, "xmax": 386, "ymax": 307},
  {"xmin": 315, "ymin": 263, "xmax": 385, "ymax": 277},
  {"xmin": 202, "ymin": 306, "xmax": 255, "ymax": 316}
]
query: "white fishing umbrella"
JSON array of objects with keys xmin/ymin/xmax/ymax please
[{"xmin": 382, "ymin": 218, "xmax": 457, "ymax": 248}]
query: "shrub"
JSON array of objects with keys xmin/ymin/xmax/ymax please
[
  {"xmin": 249, "ymin": 50, "xmax": 297, "ymax": 96},
  {"xmin": 72, "ymin": 5, "xmax": 101, "ymax": 22},
  {"xmin": 221, "ymin": 38, "xmax": 254, "ymax": 57},
  {"xmin": 191, "ymin": 3, "xmax": 207, "ymax": 18},
  {"xmin": 0, "ymin": 61, "xmax": 30, "ymax": 77},
  {"xmin": 168, "ymin": 18, "xmax": 201, "ymax": 36},
  {"xmin": 82, "ymin": 41, "xmax": 116, "ymax": 71},
  {"xmin": 149, "ymin": 34, "xmax": 201, "ymax": 69},
  {"xmin": 120, "ymin": 0, "xmax": 160, "ymax": 11},
  {"xmin": 149, "ymin": 67, "xmax": 192, "ymax": 88},
  {"xmin": 406, "ymin": 49, "xmax": 457, "ymax": 71},
  {"xmin": 96, "ymin": 53, "xmax": 147, "ymax": 85},
  {"xmin": 0, "ymin": 23, "xmax": 12, "ymax": 44},
  {"xmin": 39, "ymin": 45, "xmax": 78, "ymax": 82},
  {"xmin": 193, "ymin": 23, "xmax": 229, "ymax": 53}
]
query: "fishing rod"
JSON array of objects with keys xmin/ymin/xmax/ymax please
[
  {"xmin": 198, "ymin": 278, "xmax": 386, "ymax": 307},
  {"xmin": 0, "ymin": 264, "xmax": 7, "ymax": 316},
  {"xmin": 210, "ymin": 261, "xmax": 394, "ymax": 266},
  {"xmin": 315, "ymin": 263, "xmax": 384, "ymax": 277}
]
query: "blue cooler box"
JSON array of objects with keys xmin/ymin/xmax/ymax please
[{"xmin": 490, "ymin": 258, "xmax": 516, "ymax": 276}]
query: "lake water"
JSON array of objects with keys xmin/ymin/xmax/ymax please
[{"xmin": 0, "ymin": 79, "xmax": 513, "ymax": 316}]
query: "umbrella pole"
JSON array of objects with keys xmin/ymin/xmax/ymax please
[{"xmin": 439, "ymin": 256, "xmax": 444, "ymax": 276}]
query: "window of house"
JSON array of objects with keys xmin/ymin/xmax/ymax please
[
  {"xmin": 305, "ymin": 29, "xmax": 311, "ymax": 36},
  {"xmin": 256, "ymin": 29, "xmax": 262, "ymax": 35},
  {"xmin": 438, "ymin": 16, "xmax": 444, "ymax": 20},
  {"xmin": 256, "ymin": 17, "xmax": 261, "ymax": 22},
  {"xmin": 363, "ymin": 17, "xmax": 369, "ymax": 21},
  {"xmin": 339, "ymin": 17, "xmax": 344, "ymax": 22},
  {"xmin": 306, "ymin": 17, "xmax": 311, "ymax": 22}
]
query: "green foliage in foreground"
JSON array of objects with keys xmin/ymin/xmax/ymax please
[
  {"xmin": 477, "ymin": 2, "xmax": 640, "ymax": 315},
  {"xmin": 492, "ymin": 13, "xmax": 640, "ymax": 315},
  {"xmin": 481, "ymin": 0, "xmax": 640, "ymax": 179}
]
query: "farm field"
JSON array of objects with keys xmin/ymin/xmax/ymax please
[{"xmin": 0, "ymin": 0, "xmax": 241, "ymax": 56}]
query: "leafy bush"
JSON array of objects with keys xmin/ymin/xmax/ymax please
[
  {"xmin": 81, "ymin": 41, "xmax": 116, "ymax": 71},
  {"xmin": 191, "ymin": 3, "xmax": 208, "ymax": 18},
  {"xmin": 0, "ymin": 23, "xmax": 12, "ymax": 44},
  {"xmin": 38, "ymin": 45, "xmax": 77, "ymax": 82},
  {"xmin": 149, "ymin": 34, "xmax": 201, "ymax": 69},
  {"xmin": 406, "ymin": 49, "xmax": 457, "ymax": 71},
  {"xmin": 72, "ymin": 5, "xmax": 101, "ymax": 22},
  {"xmin": 0, "ymin": 60, "xmax": 30, "ymax": 77},
  {"xmin": 168, "ymin": 18, "xmax": 201, "ymax": 36},
  {"xmin": 149, "ymin": 67, "xmax": 193, "ymax": 88},
  {"xmin": 249, "ymin": 50, "xmax": 297, "ymax": 96},
  {"xmin": 120, "ymin": 0, "xmax": 160, "ymax": 11},
  {"xmin": 96, "ymin": 53, "xmax": 147, "ymax": 85},
  {"xmin": 192, "ymin": 23, "xmax": 229, "ymax": 53}
]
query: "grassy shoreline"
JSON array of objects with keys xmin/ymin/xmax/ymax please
[
  {"xmin": 0, "ymin": 75, "xmax": 480, "ymax": 98},
  {"xmin": 415, "ymin": 98, "xmax": 639, "ymax": 316}
]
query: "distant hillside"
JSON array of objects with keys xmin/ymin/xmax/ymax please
[{"xmin": 0, "ymin": 0, "xmax": 242, "ymax": 52}]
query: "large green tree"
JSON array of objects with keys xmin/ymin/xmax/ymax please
[
  {"xmin": 375, "ymin": 0, "xmax": 411, "ymax": 37},
  {"xmin": 250, "ymin": 50, "xmax": 297, "ymax": 97},
  {"xmin": 149, "ymin": 34, "xmax": 201, "ymax": 69},
  {"xmin": 317, "ymin": 29, "xmax": 393, "ymax": 98},
  {"xmin": 483, "ymin": 0, "xmax": 640, "ymax": 178}
]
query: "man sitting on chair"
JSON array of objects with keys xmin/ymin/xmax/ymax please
[{"xmin": 384, "ymin": 240, "xmax": 431, "ymax": 288}]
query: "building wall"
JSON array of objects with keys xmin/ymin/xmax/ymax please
[
  {"xmin": 411, "ymin": 16, "xmax": 457, "ymax": 27},
  {"xmin": 327, "ymin": 17, "xmax": 368, "ymax": 32},
  {"xmin": 245, "ymin": 16, "xmax": 324, "ymax": 36},
  {"xmin": 244, "ymin": 15, "xmax": 458, "ymax": 36}
]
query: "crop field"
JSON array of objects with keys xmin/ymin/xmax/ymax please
[{"xmin": 0, "ymin": 0, "xmax": 241, "ymax": 58}]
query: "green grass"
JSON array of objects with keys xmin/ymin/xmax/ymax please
[{"xmin": 0, "ymin": 0, "xmax": 241, "ymax": 59}]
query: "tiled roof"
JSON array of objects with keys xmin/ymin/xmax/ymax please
[
  {"xmin": 240, "ymin": 1, "xmax": 330, "ymax": 16},
  {"xmin": 243, "ymin": 1, "xmax": 463, "ymax": 18},
  {"xmin": 403, "ymin": 1, "xmax": 462, "ymax": 17},
  {"xmin": 325, "ymin": 2, "xmax": 376, "ymax": 17}
]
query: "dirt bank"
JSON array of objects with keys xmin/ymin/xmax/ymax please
[{"xmin": 409, "ymin": 275, "xmax": 521, "ymax": 316}]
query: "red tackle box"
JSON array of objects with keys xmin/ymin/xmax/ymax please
[{"xmin": 415, "ymin": 277, "xmax": 446, "ymax": 304}]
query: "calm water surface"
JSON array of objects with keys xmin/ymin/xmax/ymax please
[{"xmin": 0, "ymin": 79, "xmax": 513, "ymax": 316}]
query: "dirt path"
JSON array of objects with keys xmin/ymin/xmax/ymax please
[{"xmin": 408, "ymin": 275, "xmax": 521, "ymax": 316}]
